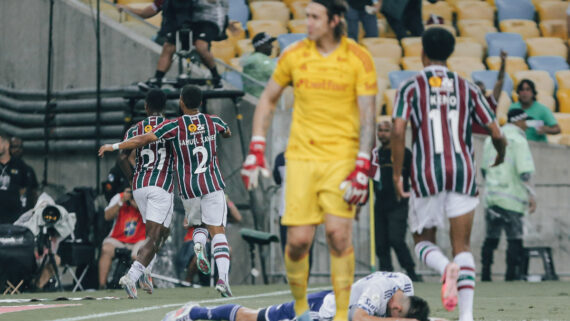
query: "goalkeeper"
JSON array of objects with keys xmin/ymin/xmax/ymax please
[{"xmin": 240, "ymin": 1, "xmax": 377, "ymax": 320}]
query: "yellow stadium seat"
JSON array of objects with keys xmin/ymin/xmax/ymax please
[
  {"xmin": 457, "ymin": 19, "xmax": 494, "ymax": 35},
  {"xmin": 226, "ymin": 21, "xmax": 246, "ymax": 46},
  {"xmin": 288, "ymin": 19, "xmax": 307, "ymax": 33},
  {"xmin": 526, "ymin": 37, "xmax": 567, "ymax": 58},
  {"xmin": 554, "ymin": 113, "xmax": 570, "ymax": 134},
  {"xmin": 423, "ymin": 1, "xmax": 454, "ymax": 24},
  {"xmin": 448, "ymin": 0, "xmax": 485, "ymax": 9},
  {"xmin": 532, "ymin": 0, "xmax": 563, "ymax": 6},
  {"xmin": 361, "ymin": 37, "xmax": 399, "ymax": 46},
  {"xmin": 486, "ymin": 56, "xmax": 529, "ymax": 80},
  {"xmin": 451, "ymin": 41, "xmax": 484, "ymax": 60},
  {"xmin": 425, "ymin": 24, "xmax": 457, "ymax": 36},
  {"xmin": 447, "ymin": 57, "xmax": 486, "ymax": 81},
  {"xmin": 401, "ymin": 37, "xmax": 422, "ymax": 57},
  {"xmin": 556, "ymin": 88, "xmax": 570, "ymax": 113},
  {"xmin": 247, "ymin": 20, "xmax": 288, "ymax": 39},
  {"xmin": 117, "ymin": 0, "xmax": 152, "ymax": 4},
  {"xmin": 499, "ymin": 19, "xmax": 540, "ymax": 40},
  {"xmin": 513, "ymin": 70, "xmax": 555, "ymax": 96},
  {"xmin": 377, "ymin": 19, "xmax": 388, "ymax": 37},
  {"xmin": 486, "ymin": 0, "xmax": 496, "ymax": 8},
  {"xmin": 384, "ymin": 89, "xmax": 398, "ymax": 116},
  {"xmin": 291, "ymin": 1, "xmax": 309, "ymax": 20},
  {"xmin": 459, "ymin": 24, "xmax": 497, "ymax": 48},
  {"xmin": 363, "ymin": 42, "xmax": 402, "ymax": 64},
  {"xmin": 283, "ymin": 0, "xmax": 308, "ymax": 8},
  {"xmin": 537, "ymin": 1, "xmax": 568, "ymax": 22},
  {"xmin": 401, "ymin": 57, "xmax": 424, "ymax": 71},
  {"xmin": 229, "ymin": 58, "xmax": 243, "ymax": 72},
  {"xmin": 250, "ymin": 2, "xmax": 290, "ymax": 26},
  {"xmin": 236, "ymin": 39, "xmax": 254, "ymax": 56},
  {"xmin": 539, "ymin": 20, "xmax": 567, "ymax": 40},
  {"xmin": 456, "ymin": 1, "xmax": 495, "ymax": 21},
  {"xmin": 210, "ymin": 40, "xmax": 236, "ymax": 64},
  {"xmin": 556, "ymin": 70, "xmax": 570, "ymax": 90},
  {"xmin": 374, "ymin": 58, "xmax": 401, "ymax": 80}
]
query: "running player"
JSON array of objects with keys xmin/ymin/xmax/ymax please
[
  {"xmin": 391, "ymin": 28, "xmax": 507, "ymax": 321},
  {"xmin": 240, "ymin": 1, "xmax": 377, "ymax": 320},
  {"xmin": 99, "ymin": 85, "xmax": 233, "ymax": 297},
  {"xmin": 99, "ymin": 89, "xmax": 174, "ymax": 298}
]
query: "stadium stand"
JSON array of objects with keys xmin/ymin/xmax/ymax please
[
  {"xmin": 513, "ymin": 70, "xmax": 555, "ymax": 96},
  {"xmin": 401, "ymin": 37, "xmax": 422, "ymax": 57},
  {"xmin": 222, "ymin": 71, "xmax": 244, "ymax": 90},
  {"xmin": 383, "ymin": 89, "xmax": 397, "ymax": 116},
  {"xmin": 210, "ymin": 40, "xmax": 236, "ymax": 64},
  {"xmin": 401, "ymin": 56, "xmax": 424, "ymax": 71},
  {"xmin": 363, "ymin": 41, "xmax": 402, "ymax": 64},
  {"xmin": 472, "ymin": 70, "xmax": 515, "ymax": 95},
  {"xmin": 288, "ymin": 19, "xmax": 307, "ymax": 33},
  {"xmin": 290, "ymin": 0, "xmax": 309, "ymax": 20},
  {"xmin": 555, "ymin": 70, "xmax": 570, "ymax": 90},
  {"xmin": 448, "ymin": 57, "xmax": 486, "ymax": 80},
  {"xmin": 246, "ymin": 20, "xmax": 288, "ymax": 39},
  {"xmin": 277, "ymin": 33, "xmax": 306, "ymax": 51},
  {"xmin": 459, "ymin": 23, "xmax": 498, "ymax": 48},
  {"xmin": 536, "ymin": 1, "xmax": 568, "ymax": 22},
  {"xmin": 526, "ymin": 37, "xmax": 568, "ymax": 58},
  {"xmin": 539, "ymin": 20, "xmax": 567, "ymax": 40},
  {"xmin": 451, "ymin": 41, "xmax": 484, "ymax": 60},
  {"xmin": 486, "ymin": 56, "xmax": 529, "ymax": 80},
  {"xmin": 228, "ymin": 0, "xmax": 249, "ymax": 29},
  {"xmin": 496, "ymin": 0, "xmax": 535, "ymax": 22},
  {"xmin": 455, "ymin": 1, "xmax": 495, "ymax": 21},
  {"xmin": 374, "ymin": 59, "xmax": 401, "ymax": 80},
  {"xmin": 425, "ymin": 24, "xmax": 457, "ymax": 36},
  {"xmin": 422, "ymin": 1, "xmax": 454, "ymax": 25},
  {"xmin": 486, "ymin": 32, "xmax": 527, "ymax": 58},
  {"xmin": 528, "ymin": 56, "xmax": 569, "ymax": 88},
  {"xmin": 388, "ymin": 70, "xmax": 417, "ymax": 89},
  {"xmin": 499, "ymin": 19, "xmax": 540, "ymax": 40},
  {"xmin": 250, "ymin": 2, "xmax": 290, "ymax": 26},
  {"xmin": 236, "ymin": 39, "xmax": 254, "ymax": 56}
]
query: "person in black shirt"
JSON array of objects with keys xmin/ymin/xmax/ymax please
[
  {"xmin": 10, "ymin": 137, "xmax": 39, "ymax": 211},
  {"xmin": 0, "ymin": 131, "xmax": 30, "ymax": 224},
  {"xmin": 346, "ymin": 0, "xmax": 380, "ymax": 41},
  {"xmin": 373, "ymin": 121, "xmax": 421, "ymax": 281}
]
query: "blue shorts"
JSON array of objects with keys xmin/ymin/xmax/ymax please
[{"xmin": 258, "ymin": 290, "xmax": 333, "ymax": 321}]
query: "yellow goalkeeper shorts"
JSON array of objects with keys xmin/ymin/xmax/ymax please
[{"xmin": 281, "ymin": 158, "xmax": 356, "ymax": 226}]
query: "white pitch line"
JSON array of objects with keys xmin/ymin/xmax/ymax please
[{"xmin": 50, "ymin": 286, "xmax": 331, "ymax": 321}]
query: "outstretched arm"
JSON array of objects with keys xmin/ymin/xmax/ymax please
[
  {"xmin": 117, "ymin": 4, "xmax": 158, "ymax": 19},
  {"xmin": 98, "ymin": 132, "xmax": 158, "ymax": 157}
]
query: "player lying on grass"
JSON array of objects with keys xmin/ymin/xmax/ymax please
[{"xmin": 163, "ymin": 272, "xmax": 430, "ymax": 321}]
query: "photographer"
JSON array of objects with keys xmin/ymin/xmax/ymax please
[{"xmin": 98, "ymin": 187, "xmax": 146, "ymax": 289}]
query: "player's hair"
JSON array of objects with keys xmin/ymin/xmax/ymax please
[
  {"xmin": 312, "ymin": 0, "xmax": 347, "ymax": 41},
  {"xmin": 405, "ymin": 296, "xmax": 430, "ymax": 321},
  {"xmin": 516, "ymin": 79, "xmax": 537, "ymax": 101},
  {"xmin": 422, "ymin": 27, "xmax": 455, "ymax": 62},
  {"xmin": 180, "ymin": 85, "xmax": 203, "ymax": 110},
  {"xmin": 145, "ymin": 89, "xmax": 167, "ymax": 113}
]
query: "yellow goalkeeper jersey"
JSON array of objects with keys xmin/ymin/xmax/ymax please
[{"xmin": 272, "ymin": 36, "xmax": 378, "ymax": 161}]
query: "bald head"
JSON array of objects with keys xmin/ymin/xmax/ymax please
[{"xmin": 377, "ymin": 121, "xmax": 392, "ymax": 147}]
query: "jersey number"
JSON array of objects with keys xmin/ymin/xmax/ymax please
[
  {"xmin": 192, "ymin": 146, "xmax": 208, "ymax": 174},
  {"xmin": 141, "ymin": 148, "xmax": 166, "ymax": 170},
  {"xmin": 428, "ymin": 109, "xmax": 462, "ymax": 154}
]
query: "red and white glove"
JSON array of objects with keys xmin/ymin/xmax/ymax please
[
  {"xmin": 340, "ymin": 152, "xmax": 371, "ymax": 205},
  {"xmin": 241, "ymin": 136, "xmax": 270, "ymax": 190}
]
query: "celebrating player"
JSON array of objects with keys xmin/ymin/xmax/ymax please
[
  {"xmin": 391, "ymin": 28, "xmax": 506, "ymax": 321},
  {"xmin": 99, "ymin": 85, "xmax": 233, "ymax": 297},
  {"xmin": 163, "ymin": 272, "xmax": 429, "ymax": 321},
  {"xmin": 240, "ymin": 0, "xmax": 377, "ymax": 320},
  {"xmin": 99, "ymin": 89, "xmax": 174, "ymax": 298}
]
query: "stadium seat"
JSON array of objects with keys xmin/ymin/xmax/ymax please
[
  {"xmin": 536, "ymin": 1, "xmax": 568, "ymax": 22},
  {"xmin": 228, "ymin": 0, "xmax": 249, "ymax": 29},
  {"xmin": 486, "ymin": 56, "xmax": 529, "ymax": 80},
  {"xmin": 513, "ymin": 70, "xmax": 555, "ymax": 96},
  {"xmin": 250, "ymin": 2, "xmax": 290, "ymax": 26},
  {"xmin": 288, "ymin": 19, "xmax": 307, "ymax": 34},
  {"xmin": 554, "ymin": 113, "xmax": 570, "ymax": 133},
  {"xmin": 495, "ymin": 0, "xmax": 535, "ymax": 22},
  {"xmin": 210, "ymin": 40, "xmax": 236, "ymax": 64},
  {"xmin": 556, "ymin": 88, "xmax": 570, "ymax": 113},
  {"xmin": 361, "ymin": 38, "xmax": 399, "ymax": 46},
  {"xmin": 451, "ymin": 41, "xmax": 484, "ymax": 60},
  {"xmin": 499, "ymin": 19, "xmax": 540, "ymax": 40},
  {"xmin": 531, "ymin": 0, "xmax": 563, "ymax": 6},
  {"xmin": 486, "ymin": 32, "xmax": 527, "ymax": 58},
  {"xmin": 424, "ymin": 24, "xmax": 457, "ymax": 36},
  {"xmin": 236, "ymin": 39, "xmax": 254, "ymax": 56},
  {"xmin": 456, "ymin": 1, "xmax": 495, "ymax": 21},
  {"xmin": 277, "ymin": 33, "xmax": 306, "ymax": 52},
  {"xmin": 363, "ymin": 42, "xmax": 402, "ymax": 64},
  {"xmin": 384, "ymin": 89, "xmax": 398, "ymax": 116},
  {"xmin": 374, "ymin": 59, "xmax": 401, "ymax": 80},
  {"xmin": 472, "ymin": 70, "xmax": 514, "ymax": 95},
  {"xmin": 422, "ymin": 1, "xmax": 454, "ymax": 25},
  {"xmin": 291, "ymin": 1, "xmax": 309, "ymax": 20},
  {"xmin": 401, "ymin": 57, "xmax": 424, "ymax": 71},
  {"xmin": 528, "ymin": 56, "xmax": 569, "ymax": 87},
  {"xmin": 247, "ymin": 20, "xmax": 288, "ymax": 39},
  {"xmin": 401, "ymin": 37, "xmax": 422, "ymax": 57},
  {"xmin": 226, "ymin": 21, "xmax": 246, "ymax": 46},
  {"xmin": 555, "ymin": 70, "xmax": 570, "ymax": 90},
  {"xmin": 447, "ymin": 57, "xmax": 486, "ymax": 80},
  {"xmin": 539, "ymin": 20, "xmax": 567, "ymax": 41},
  {"xmin": 459, "ymin": 24, "xmax": 498, "ymax": 48},
  {"xmin": 526, "ymin": 37, "xmax": 568, "ymax": 58},
  {"xmin": 222, "ymin": 71, "xmax": 244, "ymax": 90},
  {"xmin": 388, "ymin": 71, "xmax": 418, "ymax": 89}
]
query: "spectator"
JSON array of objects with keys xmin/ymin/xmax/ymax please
[
  {"xmin": 0, "ymin": 131, "xmax": 30, "ymax": 224},
  {"xmin": 381, "ymin": 0, "xmax": 430, "ymax": 40},
  {"xmin": 480, "ymin": 109, "xmax": 536, "ymax": 282},
  {"xmin": 102, "ymin": 158, "xmax": 132, "ymax": 202},
  {"xmin": 242, "ymin": 32, "xmax": 277, "ymax": 98},
  {"xmin": 98, "ymin": 187, "xmax": 146, "ymax": 289},
  {"xmin": 473, "ymin": 50, "xmax": 507, "ymax": 135},
  {"xmin": 346, "ymin": 0, "xmax": 380, "ymax": 41},
  {"xmin": 10, "ymin": 137, "xmax": 39, "ymax": 211},
  {"xmin": 372, "ymin": 121, "xmax": 421, "ymax": 281},
  {"xmin": 116, "ymin": 0, "xmax": 166, "ymax": 43},
  {"xmin": 508, "ymin": 79, "xmax": 561, "ymax": 142}
]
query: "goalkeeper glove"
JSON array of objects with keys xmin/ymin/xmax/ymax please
[
  {"xmin": 339, "ymin": 152, "xmax": 371, "ymax": 205},
  {"xmin": 241, "ymin": 136, "xmax": 270, "ymax": 190}
]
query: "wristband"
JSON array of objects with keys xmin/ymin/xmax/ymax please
[
  {"xmin": 112, "ymin": 143, "xmax": 120, "ymax": 151},
  {"xmin": 251, "ymin": 136, "xmax": 266, "ymax": 143},
  {"xmin": 117, "ymin": 200, "xmax": 124, "ymax": 207}
]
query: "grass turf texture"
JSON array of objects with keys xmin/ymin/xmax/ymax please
[{"xmin": 1, "ymin": 281, "xmax": 569, "ymax": 321}]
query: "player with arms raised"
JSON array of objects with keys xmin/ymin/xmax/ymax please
[
  {"xmin": 391, "ymin": 28, "xmax": 506, "ymax": 321},
  {"xmin": 240, "ymin": 1, "xmax": 377, "ymax": 320},
  {"xmin": 99, "ymin": 85, "xmax": 233, "ymax": 297}
]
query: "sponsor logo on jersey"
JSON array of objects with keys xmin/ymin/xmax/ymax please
[
  {"xmin": 188, "ymin": 124, "xmax": 197, "ymax": 132},
  {"xmin": 295, "ymin": 78, "xmax": 349, "ymax": 91},
  {"xmin": 429, "ymin": 76, "xmax": 442, "ymax": 87},
  {"xmin": 430, "ymin": 77, "xmax": 455, "ymax": 93},
  {"xmin": 188, "ymin": 123, "xmax": 206, "ymax": 134},
  {"xmin": 144, "ymin": 125, "xmax": 153, "ymax": 133}
]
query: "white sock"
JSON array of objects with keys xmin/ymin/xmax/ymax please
[
  {"xmin": 147, "ymin": 254, "xmax": 157, "ymax": 271},
  {"xmin": 415, "ymin": 241, "xmax": 450, "ymax": 276},
  {"xmin": 193, "ymin": 227, "xmax": 209, "ymax": 247},
  {"xmin": 212, "ymin": 233, "xmax": 230, "ymax": 283},
  {"xmin": 454, "ymin": 252, "xmax": 475, "ymax": 321},
  {"xmin": 127, "ymin": 260, "xmax": 145, "ymax": 283}
]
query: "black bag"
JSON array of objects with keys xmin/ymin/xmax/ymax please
[
  {"xmin": 0, "ymin": 224, "xmax": 36, "ymax": 290},
  {"xmin": 57, "ymin": 187, "xmax": 97, "ymax": 242}
]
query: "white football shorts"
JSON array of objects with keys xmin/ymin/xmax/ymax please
[
  {"xmin": 182, "ymin": 190, "xmax": 227, "ymax": 227},
  {"xmin": 133, "ymin": 186, "xmax": 174, "ymax": 228}
]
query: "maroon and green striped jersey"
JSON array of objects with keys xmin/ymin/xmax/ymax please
[
  {"xmin": 152, "ymin": 113, "xmax": 229, "ymax": 199},
  {"xmin": 392, "ymin": 65, "xmax": 497, "ymax": 197},
  {"xmin": 125, "ymin": 116, "xmax": 174, "ymax": 193}
]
